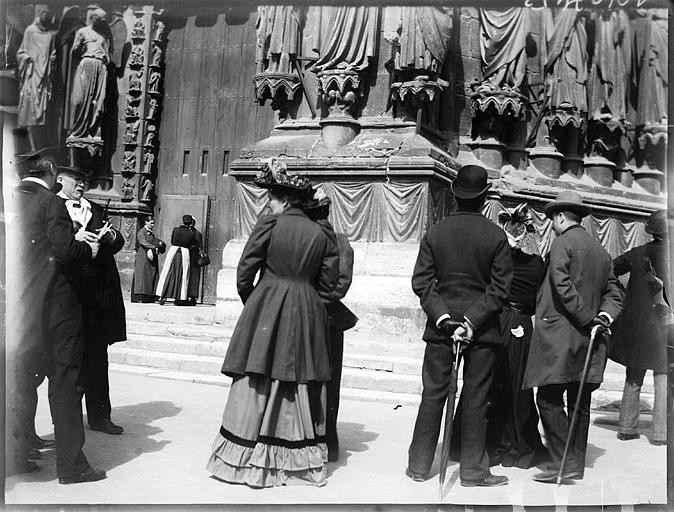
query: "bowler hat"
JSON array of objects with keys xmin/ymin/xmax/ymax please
[
  {"xmin": 451, "ymin": 165, "xmax": 491, "ymax": 199},
  {"xmin": 645, "ymin": 210, "xmax": 667, "ymax": 238},
  {"xmin": 544, "ymin": 190, "xmax": 591, "ymax": 219},
  {"xmin": 56, "ymin": 165, "xmax": 92, "ymax": 178}
]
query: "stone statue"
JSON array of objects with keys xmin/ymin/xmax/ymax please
[
  {"xmin": 140, "ymin": 177, "xmax": 154, "ymax": 202},
  {"xmin": 66, "ymin": 8, "xmax": 111, "ymax": 155},
  {"xmin": 123, "ymin": 119, "xmax": 139, "ymax": 144},
  {"xmin": 255, "ymin": 6, "xmax": 303, "ymax": 75},
  {"xmin": 543, "ymin": 10, "xmax": 588, "ymax": 115},
  {"xmin": 130, "ymin": 44, "xmax": 144, "ymax": 66},
  {"xmin": 635, "ymin": 9, "xmax": 667, "ymax": 129},
  {"xmin": 479, "ymin": 8, "xmax": 530, "ymax": 89},
  {"xmin": 131, "ymin": 19, "xmax": 145, "ymax": 39},
  {"xmin": 122, "ymin": 178, "xmax": 136, "ymax": 201},
  {"xmin": 153, "ymin": 21, "xmax": 165, "ymax": 42},
  {"xmin": 588, "ymin": 10, "xmax": 630, "ymax": 125},
  {"xmin": 123, "ymin": 150, "xmax": 136, "ymax": 171},
  {"xmin": 308, "ymin": 6, "xmax": 379, "ymax": 73},
  {"xmin": 144, "ymin": 125, "xmax": 156, "ymax": 147},
  {"xmin": 148, "ymin": 70, "xmax": 160, "ymax": 93},
  {"xmin": 143, "ymin": 152, "xmax": 155, "ymax": 173},
  {"xmin": 151, "ymin": 43, "xmax": 163, "ymax": 67},
  {"xmin": 147, "ymin": 98, "xmax": 158, "ymax": 119},
  {"xmin": 125, "ymin": 103, "xmax": 139, "ymax": 118},
  {"xmin": 16, "ymin": 4, "xmax": 57, "ymax": 128},
  {"xmin": 389, "ymin": 6, "xmax": 452, "ymax": 74},
  {"xmin": 129, "ymin": 71, "xmax": 142, "ymax": 92}
]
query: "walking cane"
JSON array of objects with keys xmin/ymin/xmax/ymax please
[
  {"xmin": 439, "ymin": 322, "xmax": 469, "ymax": 495},
  {"xmin": 556, "ymin": 324, "xmax": 609, "ymax": 485}
]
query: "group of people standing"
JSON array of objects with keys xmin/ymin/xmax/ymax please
[{"xmin": 131, "ymin": 213, "xmax": 206, "ymax": 306}]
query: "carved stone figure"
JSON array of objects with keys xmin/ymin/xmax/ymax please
[
  {"xmin": 153, "ymin": 21, "xmax": 165, "ymax": 42},
  {"xmin": 588, "ymin": 10, "xmax": 630, "ymax": 125},
  {"xmin": 66, "ymin": 8, "xmax": 110, "ymax": 155},
  {"xmin": 151, "ymin": 43, "xmax": 163, "ymax": 67},
  {"xmin": 16, "ymin": 4, "xmax": 57, "ymax": 128},
  {"xmin": 140, "ymin": 177, "xmax": 154, "ymax": 202},
  {"xmin": 148, "ymin": 70, "xmax": 161, "ymax": 93},
  {"xmin": 123, "ymin": 150, "xmax": 136, "ymax": 171},
  {"xmin": 122, "ymin": 178, "xmax": 136, "ymax": 201},
  {"xmin": 479, "ymin": 8, "xmax": 530, "ymax": 89},
  {"xmin": 143, "ymin": 152, "xmax": 155, "ymax": 173},
  {"xmin": 125, "ymin": 103, "xmax": 139, "ymax": 118},
  {"xmin": 256, "ymin": 6, "xmax": 303, "ymax": 75},
  {"xmin": 147, "ymin": 98, "xmax": 159, "ymax": 119},
  {"xmin": 389, "ymin": 7, "xmax": 452, "ymax": 75},
  {"xmin": 129, "ymin": 71, "xmax": 142, "ymax": 92},
  {"xmin": 131, "ymin": 19, "xmax": 145, "ymax": 39},
  {"xmin": 308, "ymin": 6, "xmax": 379, "ymax": 73},
  {"xmin": 635, "ymin": 9, "xmax": 667, "ymax": 130},
  {"xmin": 130, "ymin": 45, "xmax": 144, "ymax": 66},
  {"xmin": 123, "ymin": 119, "xmax": 140, "ymax": 144},
  {"xmin": 144, "ymin": 125, "xmax": 156, "ymax": 147}
]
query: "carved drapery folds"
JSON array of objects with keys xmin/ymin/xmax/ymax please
[
  {"xmin": 386, "ymin": 7, "xmax": 452, "ymax": 129},
  {"xmin": 253, "ymin": 6, "xmax": 304, "ymax": 120}
]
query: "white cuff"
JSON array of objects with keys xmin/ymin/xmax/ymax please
[
  {"xmin": 436, "ymin": 314, "xmax": 451, "ymax": 328},
  {"xmin": 463, "ymin": 316, "xmax": 475, "ymax": 330},
  {"xmin": 598, "ymin": 311, "xmax": 613, "ymax": 325}
]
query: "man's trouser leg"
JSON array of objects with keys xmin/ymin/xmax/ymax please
[
  {"xmin": 47, "ymin": 362, "xmax": 89, "ymax": 478},
  {"xmin": 619, "ymin": 366, "xmax": 645, "ymax": 436},
  {"xmin": 459, "ymin": 343, "xmax": 496, "ymax": 481},
  {"xmin": 326, "ymin": 327, "xmax": 344, "ymax": 456},
  {"xmin": 408, "ymin": 342, "xmax": 453, "ymax": 475},
  {"xmin": 82, "ymin": 316, "xmax": 112, "ymax": 423}
]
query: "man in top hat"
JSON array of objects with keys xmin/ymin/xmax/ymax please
[
  {"xmin": 609, "ymin": 210, "xmax": 669, "ymax": 446},
  {"xmin": 304, "ymin": 191, "xmax": 358, "ymax": 463},
  {"xmin": 407, "ymin": 164, "xmax": 513, "ymax": 487},
  {"xmin": 523, "ymin": 190, "xmax": 622, "ymax": 482},
  {"xmin": 56, "ymin": 165, "xmax": 127, "ymax": 436},
  {"xmin": 7, "ymin": 148, "xmax": 106, "ymax": 483}
]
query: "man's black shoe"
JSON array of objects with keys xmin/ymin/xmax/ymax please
[
  {"xmin": 533, "ymin": 468, "xmax": 582, "ymax": 483},
  {"xmin": 617, "ymin": 432, "xmax": 639, "ymax": 441},
  {"xmin": 89, "ymin": 418, "xmax": 124, "ymax": 435},
  {"xmin": 461, "ymin": 474, "xmax": 509, "ymax": 487},
  {"xmin": 405, "ymin": 467, "xmax": 427, "ymax": 482},
  {"xmin": 59, "ymin": 466, "xmax": 107, "ymax": 485}
]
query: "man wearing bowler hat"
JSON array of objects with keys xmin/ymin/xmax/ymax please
[
  {"xmin": 407, "ymin": 164, "xmax": 513, "ymax": 487},
  {"xmin": 8, "ymin": 148, "xmax": 106, "ymax": 483},
  {"xmin": 56, "ymin": 165, "xmax": 127, "ymax": 436},
  {"xmin": 523, "ymin": 190, "xmax": 622, "ymax": 482}
]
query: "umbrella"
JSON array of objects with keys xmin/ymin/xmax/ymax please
[
  {"xmin": 556, "ymin": 324, "xmax": 609, "ymax": 485},
  {"xmin": 439, "ymin": 325, "xmax": 468, "ymax": 493}
]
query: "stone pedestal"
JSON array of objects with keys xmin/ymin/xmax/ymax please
[
  {"xmin": 527, "ymin": 146, "xmax": 563, "ymax": 178},
  {"xmin": 584, "ymin": 155, "xmax": 615, "ymax": 187},
  {"xmin": 633, "ymin": 169, "xmax": 664, "ymax": 195},
  {"xmin": 467, "ymin": 137, "xmax": 506, "ymax": 171}
]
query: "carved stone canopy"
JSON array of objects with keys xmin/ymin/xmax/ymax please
[
  {"xmin": 317, "ymin": 68, "xmax": 361, "ymax": 97},
  {"xmin": 638, "ymin": 122, "xmax": 668, "ymax": 148},
  {"xmin": 391, "ymin": 75, "xmax": 449, "ymax": 104},
  {"xmin": 469, "ymin": 82, "xmax": 526, "ymax": 119},
  {"xmin": 545, "ymin": 103, "xmax": 587, "ymax": 131},
  {"xmin": 254, "ymin": 72, "xmax": 301, "ymax": 105}
]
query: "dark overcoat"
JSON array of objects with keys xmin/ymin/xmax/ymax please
[
  {"xmin": 171, "ymin": 225, "xmax": 202, "ymax": 298},
  {"xmin": 609, "ymin": 239, "xmax": 669, "ymax": 373},
  {"xmin": 222, "ymin": 208, "xmax": 339, "ymax": 383},
  {"xmin": 68, "ymin": 199, "xmax": 127, "ymax": 344},
  {"xmin": 133, "ymin": 226, "xmax": 165, "ymax": 295},
  {"xmin": 412, "ymin": 211, "xmax": 513, "ymax": 344},
  {"xmin": 523, "ymin": 225, "xmax": 623, "ymax": 389},
  {"xmin": 12, "ymin": 181, "xmax": 92, "ymax": 372}
]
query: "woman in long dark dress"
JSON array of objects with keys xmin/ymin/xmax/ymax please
[
  {"xmin": 131, "ymin": 215, "xmax": 165, "ymax": 303},
  {"xmin": 206, "ymin": 167, "xmax": 339, "ymax": 487},
  {"xmin": 451, "ymin": 204, "xmax": 547, "ymax": 469}
]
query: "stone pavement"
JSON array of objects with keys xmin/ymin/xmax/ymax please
[{"xmin": 4, "ymin": 366, "xmax": 667, "ymax": 508}]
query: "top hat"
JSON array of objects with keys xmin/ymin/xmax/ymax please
[
  {"xmin": 544, "ymin": 190, "xmax": 591, "ymax": 219},
  {"xmin": 451, "ymin": 164, "xmax": 491, "ymax": 199},
  {"xmin": 56, "ymin": 165, "xmax": 93, "ymax": 178},
  {"xmin": 645, "ymin": 210, "xmax": 667, "ymax": 238}
]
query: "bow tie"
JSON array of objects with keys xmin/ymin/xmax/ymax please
[{"xmin": 71, "ymin": 203, "xmax": 81, "ymax": 208}]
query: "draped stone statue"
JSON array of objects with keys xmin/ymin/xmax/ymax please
[
  {"xmin": 16, "ymin": 4, "xmax": 56, "ymax": 128},
  {"xmin": 479, "ymin": 8, "xmax": 529, "ymax": 89},
  {"xmin": 389, "ymin": 6, "xmax": 452, "ymax": 74},
  {"xmin": 255, "ymin": 6, "xmax": 303, "ymax": 75},
  {"xmin": 308, "ymin": 6, "xmax": 378, "ymax": 73},
  {"xmin": 635, "ymin": 9, "xmax": 667, "ymax": 129},
  {"xmin": 66, "ymin": 8, "xmax": 110, "ymax": 156},
  {"xmin": 588, "ymin": 10, "xmax": 630, "ymax": 124}
]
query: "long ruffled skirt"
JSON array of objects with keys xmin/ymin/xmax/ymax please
[{"xmin": 206, "ymin": 374, "xmax": 328, "ymax": 488}]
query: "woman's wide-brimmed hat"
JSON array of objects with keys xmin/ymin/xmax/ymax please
[
  {"xmin": 254, "ymin": 161, "xmax": 311, "ymax": 194},
  {"xmin": 451, "ymin": 164, "xmax": 491, "ymax": 199},
  {"xmin": 645, "ymin": 210, "xmax": 667, "ymax": 238},
  {"xmin": 498, "ymin": 203, "xmax": 538, "ymax": 255},
  {"xmin": 544, "ymin": 190, "xmax": 591, "ymax": 219}
]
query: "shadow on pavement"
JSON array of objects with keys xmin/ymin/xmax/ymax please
[
  {"xmin": 326, "ymin": 421, "xmax": 378, "ymax": 476},
  {"xmin": 584, "ymin": 442, "xmax": 606, "ymax": 468}
]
